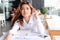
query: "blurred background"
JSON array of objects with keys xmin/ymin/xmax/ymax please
[{"xmin": 0, "ymin": 0, "xmax": 60, "ymax": 40}]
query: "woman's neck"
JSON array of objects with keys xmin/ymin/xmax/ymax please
[{"xmin": 24, "ymin": 15, "xmax": 31, "ymax": 23}]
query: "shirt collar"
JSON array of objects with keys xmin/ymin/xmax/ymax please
[{"xmin": 23, "ymin": 15, "xmax": 33, "ymax": 24}]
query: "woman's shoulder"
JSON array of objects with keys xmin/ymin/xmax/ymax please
[
  {"xmin": 12, "ymin": 19, "xmax": 21, "ymax": 29},
  {"xmin": 14, "ymin": 19, "xmax": 23, "ymax": 27},
  {"xmin": 15, "ymin": 19, "xmax": 20, "ymax": 23},
  {"xmin": 14, "ymin": 19, "xmax": 20, "ymax": 26}
]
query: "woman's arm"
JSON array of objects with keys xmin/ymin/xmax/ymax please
[
  {"xmin": 5, "ymin": 21, "xmax": 20, "ymax": 40},
  {"xmin": 36, "ymin": 17, "xmax": 47, "ymax": 36},
  {"xmin": 33, "ymin": 12, "xmax": 46, "ymax": 35}
]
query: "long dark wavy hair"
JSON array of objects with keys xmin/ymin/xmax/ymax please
[{"xmin": 11, "ymin": 2, "xmax": 33, "ymax": 27}]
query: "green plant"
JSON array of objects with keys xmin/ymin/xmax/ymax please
[{"xmin": 40, "ymin": 7, "xmax": 48, "ymax": 14}]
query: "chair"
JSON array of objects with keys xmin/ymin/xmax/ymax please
[
  {"xmin": 46, "ymin": 15, "xmax": 60, "ymax": 40},
  {"xmin": 49, "ymin": 30, "xmax": 60, "ymax": 40}
]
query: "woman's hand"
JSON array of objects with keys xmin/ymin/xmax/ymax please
[
  {"xmin": 5, "ymin": 34, "xmax": 13, "ymax": 40},
  {"xmin": 29, "ymin": 3, "xmax": 41, "ymax": 20},
  {"xmin": 33, "ymin": 9, "xmax": 41, "ymax": 19}
]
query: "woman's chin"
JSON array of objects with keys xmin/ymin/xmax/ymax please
[{"xmin": 24, "ymin": 15, "xmax": 29, "ymax": 17}]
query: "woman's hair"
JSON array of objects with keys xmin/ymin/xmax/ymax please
[{"xmin": 11, "ymin": 2, "xmax": 33, "ymax": 27}]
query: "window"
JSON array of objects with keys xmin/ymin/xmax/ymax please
[
  {"xmin": 44, "ymin": 0, "xmax": 60, "ymax": 16},
  {"xmin": 0, "ymin": 4, "xmax": 3, "ymax": 13},
  {"xmin": 0, "ymin": 0, "xmax": 3, "ymax": 13}
]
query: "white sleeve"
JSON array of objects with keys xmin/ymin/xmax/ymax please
[
  {"xmin": 9, "ymin": 21, "xmax": 20, "ymax": 34},
  {"xmin": 36, "ymin": 17, "xmax": 46, "ymax": 35}
]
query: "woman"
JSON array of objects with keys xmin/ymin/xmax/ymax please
[
  {"xmin": 5, "ymin": 2, "xmax": 50, "ymax": 40},
  {"xmin": 11, "ymin": 2, "xmax": 36, "ymax": 28}
]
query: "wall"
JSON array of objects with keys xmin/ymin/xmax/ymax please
[{"xmin": 32, "ymin": 0, "xmax": 44, "ymax": 9}]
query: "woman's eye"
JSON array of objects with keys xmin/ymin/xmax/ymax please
[{"xmin": 26, "ymin": 8, "xmax": 29, "ymax": 10}]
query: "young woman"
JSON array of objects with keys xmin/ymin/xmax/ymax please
[{"xmin": 5, "ymin": 2, "xmax": 50, "ymax": 40}]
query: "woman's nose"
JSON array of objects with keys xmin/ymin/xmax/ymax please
[{"xmin": 24, "ymin": 10, "xmax": 27, "ymax": 13}]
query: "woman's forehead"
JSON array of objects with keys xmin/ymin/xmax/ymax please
[{"xmin": 21, "ymin": 4, "xmax": 30, "ymax": 8}]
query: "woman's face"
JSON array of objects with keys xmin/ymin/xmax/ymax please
[{"xmin": 21, "ymin": 4, "xmax": 31, "ymax": 18}]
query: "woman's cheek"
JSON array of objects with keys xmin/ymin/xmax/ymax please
[{"xmin": 21, "ymin": 11, "xmax": 24, "ymax": 15}]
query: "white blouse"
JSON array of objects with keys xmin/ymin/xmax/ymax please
[{"xmin": 9, "ymin": 14, "xmax": 46, "ymax": 36}]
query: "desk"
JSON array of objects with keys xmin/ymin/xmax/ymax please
[{"xmin": 10, "ymin": 30, "xmax": 51, "ymax": 40}]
